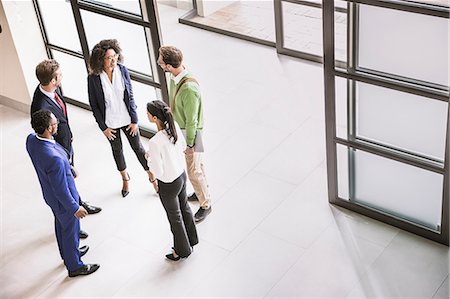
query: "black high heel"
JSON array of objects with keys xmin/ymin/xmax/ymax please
[
  {"xmin": 122, "ymin": 173, "xmax": 130, "ymax": 197},
  {"xmin": 165, "ymin": 253, "xmax": 181, "ymax": 261}
]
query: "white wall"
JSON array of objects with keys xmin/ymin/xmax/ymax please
[{"xmin": 0, "ymin": 0, "xmax": 46, "ymax": 111}]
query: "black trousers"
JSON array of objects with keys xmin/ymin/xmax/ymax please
[
  {"xmin": 108, "ymin": 126, "xmax": 149, "ymax": 172},
  {"xmin": 158, "ymin": 172, "xmax": 198, "ymax": 257}
]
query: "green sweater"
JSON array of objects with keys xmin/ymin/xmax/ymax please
[{"xmin": 169, "ymin": 72, "xmax": 203, "ymax": 146}]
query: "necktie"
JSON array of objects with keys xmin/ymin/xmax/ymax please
[{"xmin": 54, "ymin": 92, "xmax": 66, "ymax": 117}]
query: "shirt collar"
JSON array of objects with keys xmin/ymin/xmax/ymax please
[
  {"xmin": 171, "ymin": 68, "xmax": 188, "ymax": 85},
  {"xmin": 39, "ymin": 85, "xmax": 56, "ymax": 100},
  {"xmin": 36, "ymin": 134, "xmax": 56, "ymax": 144}
]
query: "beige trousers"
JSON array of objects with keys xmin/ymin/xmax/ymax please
[{"xmin": 185, "ymin": 152, "xmax": 211, "ymax": 209}]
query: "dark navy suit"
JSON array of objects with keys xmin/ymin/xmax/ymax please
[
  {"xmin": 26, "ymin": 133, "xmax": 83, "ymax": 271},
  {"xmin": 31, "ymin": 86, "xmax": 73, "ymax": 159}
]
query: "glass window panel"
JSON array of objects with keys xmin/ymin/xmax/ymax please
[
  {"xmin": 38, "ymin": 0, "xmax": 81, "ymax": 52},
  {"xmin": 335, "ymin": 77, "xmax": 348, "ymax": 139},
  {"xmin": 83, "ymin": 0, "xmax": 142, "ymax": 15},
  {"xmin": 281, "ymin": 2, "xmax": 347, "ymax": 62},
  {"xmin": 51, "ymin": 51, "xmax": 89, "ymax": 105},
  {"xmin": 353, "ymin": 148, "xmax": 443, "ymax": 231},
  {"xmin": 336, "ymin": 144, "xmax": 350, "ymax": 200},
  {"xmin": 81, "ymin": 10, "xmax": 152, "ymax": 76},
  {"xmin": 356, "ymin": 82, "xmax": 448, "ymax": 161},
  {"xmin": 131, "ymin": 80, "xmax": 159, "ymax": 131},
  {"xmin": 189, "ymin": 1, "xmax": 275, "ymax": 43},
  {"xmin": 358, "ymin": 4, "xmax": 449, "ymax": 86}
]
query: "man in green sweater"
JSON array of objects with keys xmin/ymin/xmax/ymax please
[{"xmin": 158, "ymin": 46, "xmax": 212, "ymax": 223}]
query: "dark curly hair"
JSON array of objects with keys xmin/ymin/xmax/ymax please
[
  {"xmin": 31, "ymin": 109, "xmax": 52, "ymax": 135},
  {"xmin": 88, "ymin": 39, "xmax": 124, "ymax": 75}
]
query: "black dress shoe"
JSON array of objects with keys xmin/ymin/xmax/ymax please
[
  {"xmin": 187, "ymin": 193, "xmax": 198, "ymax": 202},
  {"xmin": 165, "ymin": 253, "xmax": 181, "ymax": 261},
  {"xmin": 80, "ymin": 200, "xmax": 102, "ymax": 214},
  {"xmin": 68, "ymin": 264, "xmax": 100, "ymax": 277},
  {"xmin": 194, "ymin": 206, "xmax": 212, "ymax": 223},
  {"xmin": 79, "ymin": 230, "xmax": 88, "ymax": 239},
  {"xmin": 79, "ymin": 245, "xmax": 89, "ymax": 257}
]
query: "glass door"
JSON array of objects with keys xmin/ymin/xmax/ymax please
[{"xmin": 33, "ymin": 0, "xmax": 168, "ymax": 135}]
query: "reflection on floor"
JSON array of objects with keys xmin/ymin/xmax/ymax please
[{"xmin": 0, "ymin": 4, "xmax": 449, "ymax": 299}]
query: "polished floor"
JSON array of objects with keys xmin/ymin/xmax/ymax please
[
  {"xmin": 187, "ymin": 1, "xmax": 347, "ymax": 60},
  {"xmin": 1, "ymin": 4, "xmax": 449, "ymax": 299}
]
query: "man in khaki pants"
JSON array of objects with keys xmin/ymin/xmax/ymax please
[{"xmin": 157, "ymin": 45, "xmax": 212, "ymax": 223}]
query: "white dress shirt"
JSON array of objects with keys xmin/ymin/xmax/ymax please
[
  {"xmin": 100, "ymin": 66, "xmax": 131, "ymax": 129},
  {"xmin": 39, "ymin": 85, "xmax": 60, "ymax": 108},
  {"xmin": 36, "ymin": 134, "xmax": 55, "ymax": 144},
  {"xmin": 147, "ymin": 123, "xmax": 186, "ymax": 183}
]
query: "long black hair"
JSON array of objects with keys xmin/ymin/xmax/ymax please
[{"xmin": 147, "ymin": 100, "xmax": 178, "ymax": 144}]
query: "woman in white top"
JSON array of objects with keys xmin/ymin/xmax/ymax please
[
  {"xmin": 88, "ymin": 39, "xmax": 154, "ymax": 198},
  {"xmin": 146, "ymin": 100, "xmax": 198, "ymax": 261}
]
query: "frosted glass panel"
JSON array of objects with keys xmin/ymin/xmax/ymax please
[
  {"xmin": 335, "ymin": 77, "xmax": 348, "ymax": 139},
  {"xmin": 81, "ymin": 10, "xmax": 152, "ymax": 76},
  {"xmin": 356, "ymin": 82, "xmax": 448, "ymax": 161},
  {"xmin": 358, "ymin": 5, "xmax": 449, "ymax": 86},
  {"xmin": 354, "ymin": 149, "xmax": 443, "ymax": 231},
  {"xmin": 51, "ymin": 51, "xmax": 89, "ymax": 104},
  {"xmin": 336, "ymin": 144, "xmax": 350, "ymax": 200},
  {"xmin": 38, "ymin": 0, "xmax": 81, "ymax": 52}
]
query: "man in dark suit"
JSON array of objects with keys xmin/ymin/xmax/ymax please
[
  {"xmin": 26, "ymin": 110, "xmax": 100, "ymax": 277},
  {"xmin": 31, "ymin": 60, "xmax": 101, "ymax": 233}
]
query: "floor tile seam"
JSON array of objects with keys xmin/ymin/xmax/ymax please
[
  {"xmin": 334, "ymin": 216, "xmax": 400, "ymax": 249},
  {"xmin": 250, "ymin": 161, "xmax": 328, "ymax": 232},
  {"xmin": 29, "ymin": 271, "xmax": 68, "ymax": 299},
  {"xmin": 252, "ymin": 155, "xmax": 325, "ymax": 188},
  {"xmin": 324, "ymin": 220, "xmax": 387, "ymax": 275},
  {"xmin": 250, "ymin": 112, "xmax": 324, "ymax": 169},
  {"xmin": 113, "ymin": 233, "xmax": 161, "ymax": 256},
  {"xmin": 110, "ymin": 256, "xmax": 173, "ymax": 299},
  {"xmin": 218, "ymin": 178, "xmax": 302, "ymax": 256},
  {"xmin": 173, "ymin": 243, "xmax": 235, "ymax": 298},
  {"xmin": 431, "ymin": 273, "xmax": 449, "ymax": 299},
  {"xmin": 337, "ymin": 227, "xmax": 400, "ymax": 298},
  {"xmin": 206, "ymin": 127, "xmax": 300, "ymax": 202},
  {"xmin": 260, "ymin": 237, "xmax": 312, "ymax": 299},
  {"xmin": 262, "ymin": 218, "xmax": 378, "ymax": 299},
  {"xmin": 254, "ymin": 226, "xmax": 309, "ymax": 251},
  {"xmin": 343, "ymin": 228, "xmax": 449, "ymax": 298}
]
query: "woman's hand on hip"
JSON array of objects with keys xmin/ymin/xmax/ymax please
[
  {"xmin": 126, "ymin": 123, "xmax": 139, "ymax": 137},
  {"xmin": 103, "ymin": 128, "xmax": 117, "ymax": 140}
]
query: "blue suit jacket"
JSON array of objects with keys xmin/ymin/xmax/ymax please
[
  {"xmin": 31, "ymin": 86, "xmax": 73, "ymax": 156},
  {"xmin": 87, "ymin": 64, "xmax": 138, "ymax": 131},
  {"xmin": 26, "ymin": 134, "xmax": 79, "ymax": 227}
]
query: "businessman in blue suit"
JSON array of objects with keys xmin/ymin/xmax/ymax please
[
  {"xmin": 26, "ymin": 110, "xmax": 100, "ymax": 277},
  {"xmin": 31, "ymin": 59, "xmax": 101, "ymax": 240},
  {"xmin": 31, "ymin": 59, "xmax": 102, "ymax": 218}
]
